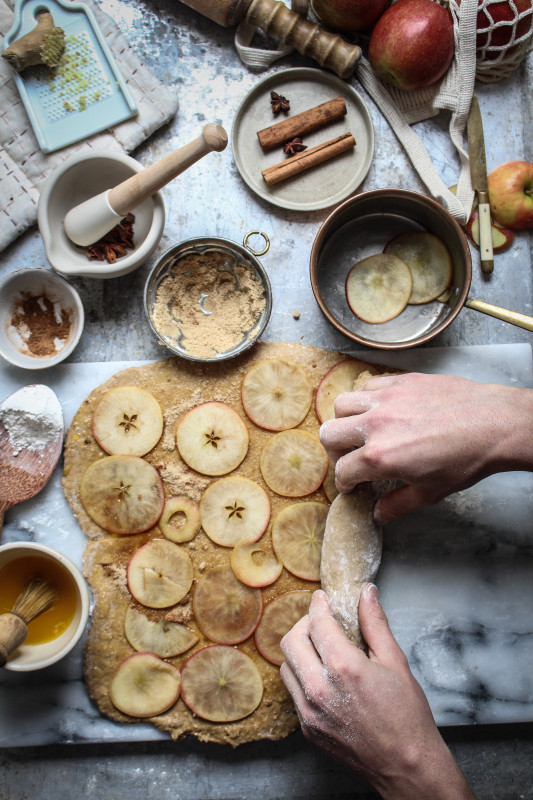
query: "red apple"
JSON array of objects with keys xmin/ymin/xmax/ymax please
[
  {"xmin": 475, "ymin": 0, "xmax": 533, "ymax": 61},
  {"xmin": 311, "ymin": 0, "xmax": 389, "ymax": 32},
  {"xmin": 368, "ymin": 0, "xmax": 455, "ymax": 91},
  {"xmin": 487, "ymin": 160, "xmax": 533, "ymax": 231}
]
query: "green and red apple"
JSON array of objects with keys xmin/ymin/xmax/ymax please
[
  {"xmin": 311, "ymin": 0, "xmax": 389, "ymax": 32},
  {"xmin": 488, "ymin": 160, "xmax": 533, "ymax": 231}
]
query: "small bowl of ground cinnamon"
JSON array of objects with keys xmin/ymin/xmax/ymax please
[
  {"xmin": 0, "ymin": 268, "xmax": 84, "ymax": 369},
  {"xmin": 144, "ymin": 235, "xmax": 272, "ymax": 362}
]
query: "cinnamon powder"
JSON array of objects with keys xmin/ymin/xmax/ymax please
[{"xmin": 9, "ymin": 291, "xmax": 72, "ymax": 357}]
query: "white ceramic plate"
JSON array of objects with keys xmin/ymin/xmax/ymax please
[{"xmin": 231, "ymin": 68, "xmax": 374, "ymax": 212}]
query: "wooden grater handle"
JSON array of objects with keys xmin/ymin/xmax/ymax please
[
  {"xmin": 246, "ymin": 0, "xmax": 361, "ymax": 79},
  {"xmin": 0, "ymin": 613, "xmax": 28, "ymax": 667}
]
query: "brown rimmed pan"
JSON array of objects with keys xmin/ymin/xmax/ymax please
[{"xmin": 310, "ymin": 189, "xmax": 533, "ymax": 350}]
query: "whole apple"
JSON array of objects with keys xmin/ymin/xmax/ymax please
[
  {"xmin": 488, "ymin": 160, "xmax": 533, "ymax": 231},
  {"xmin": 368, "ymin": 0, "xmax": 455, "ymax": 91},
  {"xmin": 311, "ymin": 0, "xmax": 389, "ymax": 32}
]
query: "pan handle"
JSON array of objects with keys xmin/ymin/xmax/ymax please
[{"xmin": 465, "ymin": 298, "xmax": 533, "ymax": 332}]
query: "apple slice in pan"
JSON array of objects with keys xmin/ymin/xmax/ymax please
[
  {"xmin": 127, "ymin": 539, "xmax": 193, "ymax": 608},
  {"xmin": 192, "ymin": 564, "xmax": 263, "ymax": 644},
  {"xmin": 80, "ymin": 454, "xmax": 165, "ymax": 535},
  {"xmin": 241, "ymin": 357, "xmax": 313, "ymax": 431},
  {"xmin": 255, "ymin": 590, "xmax": 313, "ymax": 666},
  {"xmin": 176, "ymin": 401, "xmax": 249, "ymax": 476},
  {"xmin": 180, "ymin": 645, "xmax": 263, "ymax": 722},
  {"xmin": 92, "ymin": 386, "xmax": 164, "ymax": 456},
  {"xmin": 383, "ymin": 231, "xmax": 452, "ymax": 304},
  {"xmin": 272, "ymin": 501, "xmax": 329, "ymax": 581},
  {"xmin": 322, "ymin": 460, "xmax": 338, "ymax": 503},
  {"xmin": 124, "ymin": 606, "xmax": 199, "ymax": 657},
  {"xmin": 260, "ymin": 429, "xmax": 328, "ymax": 498},
  {"xmin": 345, "ymin": 254, "xmax": 413, "ymax": 324},
  {"xmin": 199, "ymin": 476, "xmax": 271, "ymax": 547},
  {"xmin": 315, "ymin": 359, "xmax": 380, "ymax": 423},
  {"xmin": 159, "ymin": 496, "xmax": 201, "ymax": 543},
  {"xmin": 109, "ymin": 652, "xmax": 181, "ymax": 718},
  {"xmin": 231, "ymin": 542, "xmax": 283, "ymax": 588}
]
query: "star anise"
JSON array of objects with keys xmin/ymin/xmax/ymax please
[
  {"xmin": 85, "ymin": 213, "xmax": 136, "ymax": 263},
  {"xmin": 270, "ymin": 90, "xmax": 290, "ymax": 115},
  {"xmin": 283, "ymin": 137, "xmax": 307, "ymax": 157}
]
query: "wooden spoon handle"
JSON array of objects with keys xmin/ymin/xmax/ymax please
[
  {"xmin": 108, "ymin": 123, "xmax": 228, "ymax": 216},
  {"xmin": 0, "ymin": 613, "xmax": 27, "ymax": 667},
  {"xmin": 246, "ymin": 0, "xmax": 361, "ymax": 79}
]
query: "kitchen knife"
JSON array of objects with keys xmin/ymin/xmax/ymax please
[{"xmin": 467, "ymin": 95, "xmax": 493, "ymax": 274}]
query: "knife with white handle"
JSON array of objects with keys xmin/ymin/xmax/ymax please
[{"xmin": 467, "ymin": 95, "xmax": 493, "ymax": 274}]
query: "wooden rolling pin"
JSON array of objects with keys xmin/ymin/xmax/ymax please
[{"xmin": 179, "ymin": 0, "xmax": 361, "ymax": 79}]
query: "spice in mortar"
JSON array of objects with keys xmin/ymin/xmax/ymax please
[
  {"xmin": 152, "ymin": 250, "xmax": 267, "ymax": 359},
  {"xmin": 8, "ymin": 291, "xmax": 72, "ymax": 358}
]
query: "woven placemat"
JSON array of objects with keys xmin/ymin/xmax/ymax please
[{"xmin": 0, "ymin": 0, "xmax": 179, "ymax": 252}]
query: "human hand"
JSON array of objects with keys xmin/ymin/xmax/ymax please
[
  {"xmin": 280, "ymin": 587, "xmax": 476, "ymax": 800},
  {"xmin": 319, "ymin": 372, "xmax": 533, "ymax": 523}
]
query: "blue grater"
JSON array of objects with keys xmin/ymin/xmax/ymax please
[{"xmin": 3, "ymin": 0, "xmax": 138, "ymax": 153}]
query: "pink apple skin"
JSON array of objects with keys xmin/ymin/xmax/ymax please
[
  {"xmin": 311, "ymin": 0, "xmax": 389, "ymax": 32},
  {"xmin": 368, "ymin": 0, "xmax": 455, "ymax": 91},
  {"xmin": 488, "ymin": 161, "xmax": 533, "ymax": 232}
]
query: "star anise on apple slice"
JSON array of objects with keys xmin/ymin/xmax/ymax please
[
  {"xmin": 283, "ymin": 137, "xmax": 307, "ymax": 157},
  {"xmin": 270, "ymin": 90, "xmax": 290, "ymax": 115}
]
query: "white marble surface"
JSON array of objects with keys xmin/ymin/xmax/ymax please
[{"xmin": 0, "ymin": 342, "xmax": 532, "ymax": 745}]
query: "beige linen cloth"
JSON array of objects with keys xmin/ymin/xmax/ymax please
[{"xmin": 0, "ymin": 0, "xmax": 179, "ymax": 252}]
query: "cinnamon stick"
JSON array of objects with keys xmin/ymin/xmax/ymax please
[
  {"xmin": 262, "ymin": 133, "xmax": 356, "ymax": 186},
  {"xmin": 257, "ymin": 96, "xmax": 347, "ymax": 152}
]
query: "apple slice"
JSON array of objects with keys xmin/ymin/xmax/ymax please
[
  {"xmin": 255, "ymin": 590, "xmax": 313, "ymax": 666},
  {"xmin": 124, "ymin": 606, "xmax": 199, "ymax": 657},
  {"xmin": 176, "ymin": 401, "xmax": 249, "ymax": 476},
  {"xmin": 322, "ymin": 460, "xmax": 338, "ymax": 503},
  {"xmin": 180, "ymin": 644, "xmax": 263, "ymax": 722},
  {"xmin": 92, "ymin": 386, "xmax": 163, "ymax": 456},
  {"xmin": 79, "ymin": 454, "xmax": 165, "ymax": 535},
  {"xmin": 383, "ymin": 231, "xmax": 452, "ymax": 305},
  {"xmin": 231, "ymin": 542, "xmax": 283, "ymax": 588},
  {"xmin": 241, "ymin": 357, "xmax": 313, "ymax": 431},
  {"xmin": 159, "ymin": 496, "xmax": 201, "ymax": 543},
  {"xmin": 345, "ymin": 254, "xmax": 412, "ymax": 323},
  {"xmin": 127, "ymin": 539, "xmax": 193, "ymax": 608},
  {"xmin": 271, "ymin": 501, "xmax": 329, "ymax": 581},
  {"xmin": 260, "ymin": 429, "xmax": 329, "ymax": 498},
  {"xmin": 199, "ymin": 476, "xmax": 270, "ymax": 547},
  {"xmin": 315, "ymin": 359, "xmax": 380, "ymax": 423},
  {"xmin": 109, "ymin": 652, "xmax": 181, "ymax": 718},
  {"xmin": 465, "ymin": 207, "xmax": 515, "ymax": 253},
  {"xmin": 192, "ymin": 564, "xmax": 263, "ymax": 644}
]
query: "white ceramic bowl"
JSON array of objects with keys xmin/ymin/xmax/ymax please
[
  {"xmin": 0, "ymin": 268, "xmax": 84, "ymax": 369},
  {"xmin": 0, "ymin": 542, "xmax": 90, "ymax": 672},
  {"xmin": 38, "ymin": 150, "xmax": 166, "ymax": 279}
]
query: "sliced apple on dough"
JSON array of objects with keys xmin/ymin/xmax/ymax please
[
  {"xmin": 255, "ymin": 590, "xmax": 313, "ymax": 666},
  {"xmin": 176, "ymin": 401, "xmax": 249, "ymax": 476},
  {"xmin": 383, "ymin": 231, "xmax": 452, "ymax": 305},
  {"xmin": 124, "ymin": 606, "xmax": 199, "ymax": 657},
  {"xmin": 159, "ymin": 496, "xmax": 201, "ymax": 543},
  {"xmin": 109, "ymin": 652, "xmax": 181, "ymax": 718},
  {"xmin": 199, "ymin": 475, "xmax": 270, "ymax": 547},
  {"xmin": 192, "ymin": 564, "xmax": 263, "ymax": 644},
  {"xmin": 231, "ymin": 541, "xmax": 283, "ymax": 588},
  {"xmin": 241, "ymin": 357, "xmax": 312, "ymax": 431},
  {"xmin": 92, "ymin": 386, "xmax": 163, "ymax": 456},
  {"xmin": 322, "ymin": 460, "xmax": 338, "ymax": 503},
  {"xmin": 315, "ymin": 359, "xmax": 380, "ymax": 423},
  {"xmin": 79, "ymin": 454, "xmax": 165, "ymax": 535},
  {"xmin": 345, "ymin": 254, "xmax": 412, "ymax": 324},
  {"xmin": 180, "ymin": 645, "xmax": 263, "ymax": 722},
  {"xmin": 260, "ymin": 429, "xmax": 328, "ymax": 498},
  {"xmin": 127, "ymin": 539, "xmax": 193, "ymax": 608},
  {"xmin": 465, "ymin": 208, "xmax": 515, "ymax": 254},
  {"xmin": 272, "ymin": 501, "xmax": 329, "ymax": 581}
]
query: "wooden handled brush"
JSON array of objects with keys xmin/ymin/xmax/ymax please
[{"xmin": 0, "ymin": 578, "xmax": 57, "ymax": 667}]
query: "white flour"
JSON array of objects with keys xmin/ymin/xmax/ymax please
[{"xmin": 0, "ymin": 385, "xmax": 63, "ymax": 456}]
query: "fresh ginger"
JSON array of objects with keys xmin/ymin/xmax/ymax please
[{"xmin": 2, "ymin": 12, "xmax": 65, "ymax": 72}]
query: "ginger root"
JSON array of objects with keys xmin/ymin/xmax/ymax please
[{"xmin": 2, "ymin": 12, "xmax": 65, "ymax": 72}]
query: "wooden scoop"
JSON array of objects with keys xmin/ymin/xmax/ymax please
[
  {"xmin": 0, "ymin": 385, "xmax": 64, "ymax": 533},
  {"xmin": 64, "ymin": 123, "xmax": 228, "ymax": 247}
]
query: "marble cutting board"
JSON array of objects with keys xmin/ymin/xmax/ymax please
[{"xmin": 0, "ymin": 343, "xmax": 532, "ymax": 747}]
